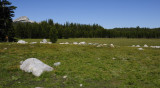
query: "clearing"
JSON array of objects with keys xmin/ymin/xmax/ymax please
[{"xmin": 0, "ymin": 38, "xmax": 160, "ymax": 88}]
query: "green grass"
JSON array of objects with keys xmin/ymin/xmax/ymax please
[{"xmin": 0, "ymin": 38, "xmax": 160, "ymax": 88}]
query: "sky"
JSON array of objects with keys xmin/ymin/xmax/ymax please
[{"xmin": 10, "ymin": 0, "xmax": 160, "ymax": 29}]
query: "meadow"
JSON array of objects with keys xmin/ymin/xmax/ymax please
[{"xmin": 0, "ymin": 38, "xmax": 160, "ymax": 88}]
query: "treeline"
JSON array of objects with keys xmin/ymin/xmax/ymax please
[
  {"xmin": 13, "ymin": 19, "xmax": 160, "ymax": 39},
  {"xmin": 108, "ymin": 27, "xmax": 160, "ymax": 38}
]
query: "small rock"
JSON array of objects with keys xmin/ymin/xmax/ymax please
[
  {"xmin": 144, "ymin": 44, "xmax": 148, "ymax": 47},
  {"xmin": 88, "ymin": 43, "xmax": 93, "ymax": 45},
  {"xmin": 79, "ymin": 42, "xmax": 86, "ymax": 45},
  {"xmin": 131, "ymin": 45, "xmax": 135, "ymax": 47},
  {"xmin": 96, "ymin": 45, "xmax": 101, "ymax": 47},
  {"xmin": 64, "ymin": 42, "xmax": 69, "ymax": 44},
  {"xmin": 138, "ymin": 48, "xmax": 144, "ymax": 50},
  {"xmin": 80, "ymin": 84, "xmax": 83, "ymax": 87},
  {"xmin": 4, "ymin": 48, "xmax": 7, "ymax": 50},
  {"xmin": 110, "ymin": 44, "xmax": 114, "ymax": 48},
  {"xmin": 73, "ymin": 42, "xmax": 78, "ymax": 45},
  {"xmin": 136, "ymin": 45, "xmax": 140, "ymax": 47},
  {"xmin": 63, "ymin": 75, "xmax": 67, "ymax": 79},
  {"xmin": 59, "ymin": 43, "xmax": 65, "ymax": 44},
  {"xmin": 103, "ymin": 44, "xmax": 107, "ymax": 46},
  {"xmin": 17, "ymin": 40, "xmax": 28, "ymax": 44},
  {"xmin": 150, "ymin": 46, "xmax": 160, "ymax": 48},
  {"xmin": 54, "ymin": 62, "xmax": 61, "ymax": 66},
  {"xmin": 40, "ymin": 39, "xmax": 48, "ymax": 44},
  {"xmin": 112, "ymin": 57, "xmax": 116, "ymax": 60}
]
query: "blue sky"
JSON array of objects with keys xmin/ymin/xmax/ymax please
[{"xmin": 10, "ymin": 0, "xmax": 160, "ymax": 29}]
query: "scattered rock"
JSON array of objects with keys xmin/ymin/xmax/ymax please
[
  {"xmin": 17, "ymin": 40, "xmax": 28, "ymax": 44},
  {"xmin": 59, "ymin": 43, "xmax": 65, "ymax": 44},
  {"xmin": 110, "ymin": 44, "xmax": 114, "ymax": 48},
  {"xmin": 103, "ymin": 44, "xmax": 107, "ymax": 46},
  {"xmin": 64, "ymin": 42, "xmax": 69, "ymax": 44},
  {"xmin": 150, "ymin": 46, "xmax": 160, "ymax": 48},
  {"xmin": 54, "ymin": 62, "xmax": 61, "ymax": 66},
  {"xmin": 79, "ymin": 42, "xmax": 86, "ymax": 45},
  {"xmin": 73, "ymin": 42, "xmax": 78, "ymax": 45},
  {"xmin": 88, "ymin": 43, "xmax": 93, "ymax": 45},
  {"xmin": 136, "ymin": 45, "xmax": 140, "ymax": 47},
  {"xmin": 35, "ymin": 87, "xmax": 44, "ymax": 88},
  {"xmin": 40, "ymin": 39, "xmax": 48, "ymax": 44},
  {"xmin": 112, "ymin": 57, "xmax": 116, "ymax": 60},
  {"xmin": 80, "ymin": 84, "xmax": 83, "ymax": 87},
  {"xmin": 144, "ymin": 44, "xmax": 148, "ymax": 47},
  {"xmin": 40, "ymin": 39, "xmax": 52, "ymax": 44},
  {"xmin": 97, "ymin": 44, "xmax": 103, "ymax": 47},
  {"xmin": 63, "ymin": 75, "xmax": 67, "ymax": 79},
  {"xmin": 30, "ymin": 42, "xmax": 37, "ymax": 44},
  {"xmin": 138, "ymin": 48, "xmax": 144, "ymax": 50},
  {"xmin": 131, "ymin": 45, "xmax": 135, "ymax": 47}
]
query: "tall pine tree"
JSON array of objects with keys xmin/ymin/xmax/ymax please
[{"xmin": 0, "ymin": 0, "xmax": 16, "ymax": 42}]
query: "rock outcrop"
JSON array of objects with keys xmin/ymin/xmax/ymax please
[{"xmin": 13, "ymin": 16, "xmax": 35, "ymax": 23}]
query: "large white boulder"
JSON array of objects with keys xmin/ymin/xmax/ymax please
[{"xmin": 20, "ymin": 58, "xmax": 53, "ymax": 77}]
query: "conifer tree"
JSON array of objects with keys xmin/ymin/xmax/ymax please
[
  {"xmin": 49, "ymin": 27, "xmax": 58, "ymax": 43},
  {"xmin": 0, "ymin": 0, "xmax": 16, "ymax": 42}
]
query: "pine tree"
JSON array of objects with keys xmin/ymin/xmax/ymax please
[
  {"xmin": 0, "ymin": 0, "xmax": 16, "ymax": 42},
  {"xmin": 49, "ymin": 27, "xmax": 58, "ymax": 43}
]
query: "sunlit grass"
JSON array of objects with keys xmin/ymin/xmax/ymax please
[{"xmin": 0, "ymin": 38, "xmax": 160, "ymax": 88}]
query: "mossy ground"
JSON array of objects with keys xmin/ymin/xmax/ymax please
[{"xmin": 0, "ymin": 38, "xmax": 160, "ymax": 88}]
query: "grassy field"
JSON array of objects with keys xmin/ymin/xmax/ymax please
[{"xmin": 0, "ymin": 38, "xmax": 160, "ymax": 88}]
